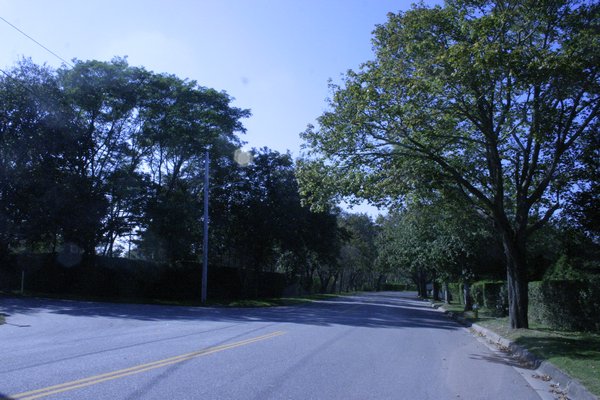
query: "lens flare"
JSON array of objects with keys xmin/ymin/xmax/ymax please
[{"xmin": 234, "ymin": 149, "xmax": 253, "ymax": 167}]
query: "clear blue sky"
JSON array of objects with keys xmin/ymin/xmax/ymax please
[{"xmin": 1, "ymin": 0, "xmax": 439, "ymax": 215}]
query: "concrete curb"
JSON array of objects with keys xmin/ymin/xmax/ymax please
[{"xmin": 432, "ymin": 303, "xmax": 598, "ymax": 400}]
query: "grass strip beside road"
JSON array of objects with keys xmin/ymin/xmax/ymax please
[
  {"xmin": 433, "ymin": 301, "xmax": 600, "ymax": 397},
  {"xmin": 222, "ymin": 293, "xmax": 352, "ymax": 307},
  {"xmin": 3, "ymin": 290, "xmax": 353, "ymax": 309}
]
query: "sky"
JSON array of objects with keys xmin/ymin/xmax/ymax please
[{"xmin": 0, "ymin": 0, "xmax": 439, "ymax": 216}]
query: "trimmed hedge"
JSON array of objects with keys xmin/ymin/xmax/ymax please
[
  {"xmin": 470, "ymin": 281, "xmax": 508, "ymax": 317},
  {"xmin": 381, "ymin": 283, "xmax": 407, "ymax": 291},
  {"xmin": 529, "ymin": 279, "xmax": 600, "ymax": 332},
  {"xmin": 448, "ymin": 283, "xmax": 463, "ymax": 305},
  {"xmin": 0, "ymin": 253, "xmax": 286, "ymax": 301}
]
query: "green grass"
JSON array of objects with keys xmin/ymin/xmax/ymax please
[
  {"xmin": 209, "ymin": 293, "xmax": 352, "ymax": 308},
  {"xmin": 433, "ymin": 301, "xmax": 600, "ymax": 397},
  {"xmin": 2, "ymin": 290, "xmax": 352, "ymax": 309}
]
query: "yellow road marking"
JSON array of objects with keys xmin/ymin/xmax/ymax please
[{"xmin": 11, "ymin": 331, "xmax": 286, "ymax": 400}]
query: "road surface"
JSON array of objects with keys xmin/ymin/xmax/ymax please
[{"xmin": 1, "ymin": 292, "xmax": 547, "ymax": 399}]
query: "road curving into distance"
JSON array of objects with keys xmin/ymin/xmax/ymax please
[{"xmin": 0, "ymin": 292, "xmax": 547, "ymax": 400}]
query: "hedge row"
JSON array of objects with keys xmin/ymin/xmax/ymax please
[
  {"xmin": 445, "ymin": 278, "xmax": 600, "ymax": 331},
  {"xmin": 529, "ymin": 279, "xmax": 600, "ymax": 332},
  {"xmin": 448, "ymin": 283, "xmax": 463, "ymax": 305},
  {"xmin": 470, "ymin": 281, "xmax": 508, "ymax": 317},
  {"xmin": 381, "ymin": 283, "xmax": 408, "ymax": 291},
  {"xmin": 0, "ymin": 253, "xmax": 286, "ymax": 300}
]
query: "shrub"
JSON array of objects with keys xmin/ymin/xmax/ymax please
[
  {"xmin": 544, "ymin": 255, "xmax": 587, "ymax": 280},
  {"xmin": 0, "ymin": 253, "xmax": 286, "ymax": 301},
  {"xmin": 381, "ymin": 283, "xmax": 406, "ymax": 291},
  {"xmin": 469, "ymin": 281, "xmax": 508, "ymax": 317},
  {"xmin": 529, "ymin": 279, "xmax": 600, "ymax": 332},
  {"xmin": 470, "ymin": 281, "xmax": 485, "ymax": 306},
  {"xmin": 448, "ymin": 283, "xmax": 463, "ymax": 304}
]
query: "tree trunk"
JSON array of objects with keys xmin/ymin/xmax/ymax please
[
  {"xmin": 318, "ymin": 272, "xmax": 330, "ymax": 293},
  {"xmin": 432, "ymin": 275, "xmax": 440, "ymax": 301},
  {"xmin": 503, "ymin": 235, "xmax": 529, "ymax": 329},
  {"xmin": 376, "ymin": 274, "xmax": 385, "ymax": 291},
  {"xmin": 331, "ymin": 273, "xmax": 339, "ymax": 294},
  {"xmin": 443, "ymin": 282, "xmax": 450, "ymax": 304},
  {"xmin": 419, "ymin": 276, "xmax": 428, "ymax": 299},
  {"xmin": 463, "ymin": 282, "xmax": 473, "ymax": 311}
]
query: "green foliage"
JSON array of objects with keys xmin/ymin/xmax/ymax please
[
  {"xmin": 1, "ymin": 253, "xmax": 286, "ymax": 300},
  {"xmin": 0, "ymin": 58, "xmax": 249, "ymax": 259},
  {"xmin": 0, "ymin": 57, "xmax": 386, "ymax": 298},
  {"xmin": 337, "ymin": 213, "xmax": 378, "ymax": 292},
  {"xmin": 448, "ymin": 283, "xmax": 463, "ymax": 305},
  {"xmin": 544, "ymin": 255, "xmax": 587, "ymax": 281},
  {"xmin": 529, "ymin": 279, "xmax": 600, "ymax": 332},
  {"xmin": 298, "ymin": 0, "xmax": 600, "ymax": 328},
  {"xmin": 381, "ymin": 283, "xmax": 406, "ymax": 291},
  {"xmin": 375, "ymin": 194, "xmax": 502, "ymax": 295},
  {"xmin": 470, "ymin": 281, "xmax": 508, "ymax": 317}
]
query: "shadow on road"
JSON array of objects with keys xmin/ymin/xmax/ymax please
[
  {"xmin": 469, "ymin": 353, "xmax": 532, "ymax": 369},
  {"xmin": 0, "ymin": 292, "xmax": 461, "ymax": 331}
]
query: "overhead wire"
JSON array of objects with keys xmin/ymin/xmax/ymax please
[{"xmin": 0, "ymin": 15, "xmax": 74, "ymax": 68}]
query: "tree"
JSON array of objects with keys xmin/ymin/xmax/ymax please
[
  {"xmin": 136, "ymin": 73, "xmax": 249, "ymax": 262},
  {"xmin": 0, "ymin": 57, "xmax": 250, "ymax": 261},
  {"xmin": 375, "ymin": 192, "xmax": 502, "ymax": 305},
  {"xmin": 0, "ymin": 59, "xmax": 81, "ymax": 253},
  {"xmin": 210, "ymin": 148, "xmax": 341, "ymax": 295},
  {"xmin": 338, "ymin": 213, "xmax": 379, "ymax": 292},
  {"xmin": 298, "ymin": 0, "xmax": 599, "ymax": 328}
]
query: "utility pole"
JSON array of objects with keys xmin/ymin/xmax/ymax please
[{"xmin": 201, "ymin": 149, "xmax": 209, "ymax": 304}]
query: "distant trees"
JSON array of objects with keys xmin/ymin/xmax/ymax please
[
  {"xmin": 338, "ymin": 213, "xmax": 379, "ymax": 292},
  {"xmin": 209, "ymin": 148, "xmax": 341, "ymax": 294},
  {"xmin": 375, "ymin": 192, "xmax": 503, "ymax": 305}
]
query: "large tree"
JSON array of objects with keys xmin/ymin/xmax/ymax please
[
  {"xmin": 298, "ymin": 0, "xmax": 599, "ymax": 328},
  {"xmin": 0, "ymin": 58, "xmax": 250, "ymax": 259}
]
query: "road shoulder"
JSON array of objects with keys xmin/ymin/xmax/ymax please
[{"xmin": 430, "ymin": 301, "xmax": 598, "ymax": 400}]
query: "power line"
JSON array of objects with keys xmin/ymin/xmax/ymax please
[{"xmin": 0, "ymin": 15, "xmax": 73, "ymax": 68}]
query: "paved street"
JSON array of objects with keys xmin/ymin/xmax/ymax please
[{"xmin": 1, "ymin": 292, "xmax": 545, "ymax": 400}]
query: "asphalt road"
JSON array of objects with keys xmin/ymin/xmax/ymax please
[{"xmin": 0, "ymin": 292, "xmax": 547, "ymax": 400}]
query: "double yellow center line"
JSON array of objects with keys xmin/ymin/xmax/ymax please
[{"xmin": 10, "ymin": 330, "xmax": 286, "ymax": 400}]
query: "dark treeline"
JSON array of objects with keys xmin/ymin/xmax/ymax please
[
  {"xmin": 375, "ymin": 190, "xmax": 599, "ymax": 304},
  {"xmin": 0, "ymin": 58, "xmax": 386, "ymax": 297},
  {"xmin": 2, "ymin": 57, "xmax": 596, "ymax": 304}
]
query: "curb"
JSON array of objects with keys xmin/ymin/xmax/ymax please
[{"xmin": 432, "ymin": 303, "xmax": 598, "ymax": 400}]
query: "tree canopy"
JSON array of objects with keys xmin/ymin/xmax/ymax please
[
  {"xmin": 0, "ymin": 57, "xmax": 249, "ymax": 259},
  {"xmin": 298, "ymin": 0, "xmax": 599, "ymax": 328}
]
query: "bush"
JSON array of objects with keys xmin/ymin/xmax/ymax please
[
  {"xmin": 544, "ymin": 255, "xmax": 587, "ymax": 280},
  {"xmin": 470, "ymin": 281, "xmax": 485, "ymax": 305},
  {"xmin": 0, "ymin": 253, "xmax": 286, "ymax": 301},
  {"xmin": 529, "ymin": 279, "xmax": 600, "ymax": 332},
  {"xmin": 470, "ymin": 281, "xmax": 508, "ymax": 317},
  {"xmin": 448, "ymin": 283, "xmax": 463, "ymax": 304},
  {"xmin": 381, "ymin": 283, "xmax": 406, "ymax": 291}
]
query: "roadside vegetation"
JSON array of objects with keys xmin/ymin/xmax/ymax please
[
  {"xmin": 0, "ymin": 289, "xmax": 353, "ymax": 309},
  {"xmin": 0, "ymin": 5, "xmax": 597, "ymax": 396},
  {"xmin": 433, "ymin": 301, "xmax": 600, "ymax": 397}
]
